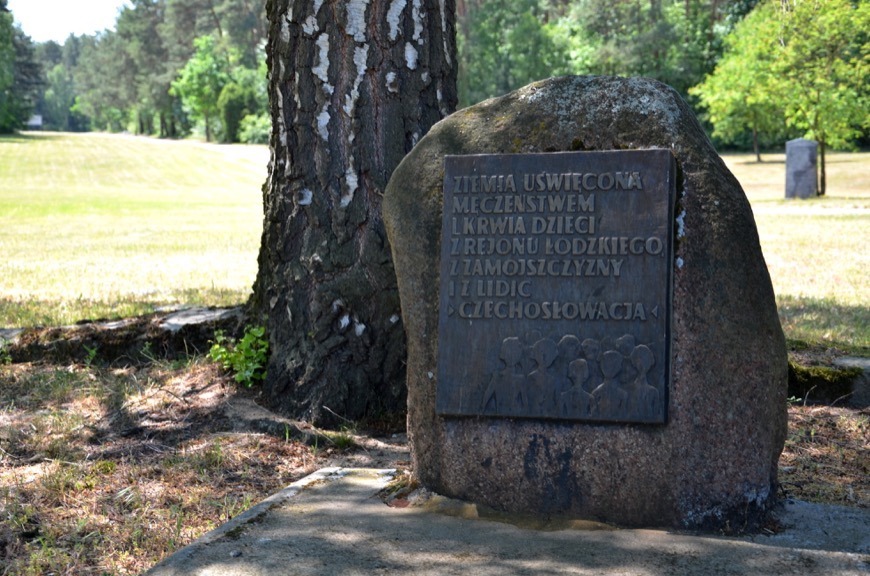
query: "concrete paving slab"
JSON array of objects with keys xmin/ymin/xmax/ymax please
[{"xmin": 144, "ymin": 468, "xmax": 870, "ymax": 576}]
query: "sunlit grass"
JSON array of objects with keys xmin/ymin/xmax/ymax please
[
  {"xmin": 0, "ymin": 134, "xmax": 866, "ymax": 351},
  {"xmin": 722, "ymin": 151, "xmax": 869, "ymax": 350},
  {"xmin": 0, "ymin": 132, "xmax": 267, "ymax": 326}
]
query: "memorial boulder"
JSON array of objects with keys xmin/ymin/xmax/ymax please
[{"xmin": 383, "ymin": 76, "xmax": 788, "ymax": 530}]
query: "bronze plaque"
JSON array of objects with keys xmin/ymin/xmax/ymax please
[{"xmin": 436, "ymin": 150, "xmax": 676, "ymax": 423}]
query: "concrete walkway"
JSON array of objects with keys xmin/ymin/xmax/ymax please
[{"xmin": 144, "ymin": 468, "xmax": 869, "ymax": 576}]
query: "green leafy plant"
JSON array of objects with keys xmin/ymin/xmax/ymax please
[
  {"xmin": 208, "ymin": 325, "xmax": 268, "ymax": 388},
  {"xmin": 83, "ymin": 344, "xmax": 98, "ymax": 367}
]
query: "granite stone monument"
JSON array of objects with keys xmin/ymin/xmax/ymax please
[{"xmin": 383, "ymin": 76, "xmax": 788, "ymax": 530}]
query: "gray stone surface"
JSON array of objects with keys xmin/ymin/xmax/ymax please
[
  {"xmin": 0, "ymin": 328, "xmax": 22, "ymax": 345},
  {"xmin": 383, "ymin": 76, "xmax": 788, "ymax": 530},
  {"xmin": 834, "ymin": 356, "xmax": 870, "ymax": 407},
  {"xmin": 785, "ymin": 138, "xmax": 818, "ymax": 199},
  {"xmin": 159, "ymin": 307, "xmax": 243, "ymax": 333},
  {"xmin": 143, "ymin": 467, "xmax": 870, "ymax": 576}
]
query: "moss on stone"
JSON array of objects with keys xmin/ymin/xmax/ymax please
[{"xmin": 787, "ymin": 361, "xmax": 863, "ymax": 403}]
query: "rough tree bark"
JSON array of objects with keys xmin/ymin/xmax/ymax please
[{"xmin": 251, "ymin": 0, "xmax": 457, "ymax": 426}]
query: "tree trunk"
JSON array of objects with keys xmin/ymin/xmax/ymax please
[
  {"xmin": 251, "ymin": 0, "xmax": 457, "ymax": 426},
  {"xmin": 818, "ymin": 138, "xmax": 826, "ymax": 196},
  {"xmin": 204, "ymin": 112, "xmax": 212, "ymax": 142},
  {"xmin": 752, "ymin": 123, "xmax": 761, "ymax": 163}
]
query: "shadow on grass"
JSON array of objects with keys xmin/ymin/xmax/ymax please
[
  {"xmin": 0, "ymin": 289, "xmax": 249, "ymax": 329},
  {"xmin": 0, "ymin": 356, "xmax": 315, "ymax": 574},
  {"xmin": 778, "ymin": 294, "xmax": 869, "ymax": 353},
  {"xmin": 0, "ymin": 131, "xmax": 67, "ymax": 143}
]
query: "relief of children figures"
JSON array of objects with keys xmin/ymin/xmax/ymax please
[
  {"xmin": 526, "ymin": 337, "xmax": 561, "ymax": 416},
  {"xmin": 590, "ymin": 350, "xmax": 629, "ymax": 417},
  {"xmin": 481, "ymin": 332, "xmax": 661, "ymax": 420},
  {"xmin": 625, "ymin": 344, "xmax": 661, "ymax": 419},
  {"xmin": 480, "ymin": 337, "xmax": 527, "ymax": 415},
  {"xmin": 580, "ymin": 338, "xmax": 602, "ymax": 393},
  {"xmin": 559, "ymin": 358, "xmax": 594, "ymax": 417}
]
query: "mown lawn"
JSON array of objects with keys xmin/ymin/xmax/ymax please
[
  {"xmin": 0, "ymin": 132, "xmax": 267, "ymax": 327},
  {"xmin": 1, "ymin": 133, "xmax": 866, "ymax": 351},
  {"xmin": 722, "ymin": 152, "xmax": 869, "ymax": 351}
]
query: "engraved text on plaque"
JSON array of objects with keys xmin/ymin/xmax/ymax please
[{"xmin": 436, "ymin": 150, "xmax": 676, "ymax": 423}]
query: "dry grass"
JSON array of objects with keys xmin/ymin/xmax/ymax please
[
  {"xmin": 0, "ymin": 356, "xmax": 867, "ymax": 575},
  {"xmin": 722, "ymin": 152, "xmax": 870, "ymax": 349},
  {"xmin": 0, "ymin": 360, "xmax": 323, "ymax": 575},
  {"xmin": 0, "ymin": 132, "xmax": 267, "ymax": 327},
  {"xmin": 780, "ymin": 404, "xmax": 869, "ymax": 507}
]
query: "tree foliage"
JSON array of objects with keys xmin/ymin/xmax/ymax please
[
  {"xmin": 0, "ymin": 1, "xmax": 43, "ymax": 133},
  {"xmin": 22, "ymin": 0, "xmax": 266, "ymax": 139},
  {"xmin": 689, "ymin": 2, "xmax": 786, "ymax": 159},
  {"xmin": 690, "ymin": 0, "xmax": 868, "ymax": 191},
  {"xmin": 170, "ymin": 34, "xmax": 230, "ymax": 141},
  {"xmin": 15, "ymin": 0, "xmax": 868, "ymax": 157},
  {"xmin": 772, "ymin": 0, "xmax": 869, "ymax": 194},
  {"xmin": 458, "ymin": 0, "xmax": 568, "ymax": 106},
  {"xmin": 456, "ymin": 0, "xmax": 755, "ymax": 108}
]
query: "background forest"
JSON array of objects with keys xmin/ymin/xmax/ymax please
[{"xmin": 1, "ymin": 0, "xmax": 867, "ymax": 151}]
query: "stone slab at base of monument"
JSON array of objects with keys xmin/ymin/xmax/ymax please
[{"xmin": 384, "ymin": 76, "xmax": 788, "ymax": 531}]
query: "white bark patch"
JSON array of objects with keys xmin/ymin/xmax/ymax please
[
  {"xmin": 294, "ymin": 72, "xmax": 301, "ymax": 107},
  {"xmin": 302, "ymin": 15, "xmax": 318, "ymax": 35},
  {"xmin": 298, "ymin": 188, "xmax": 313, "ymax": 206},
  {"xmin": 386, "ymin": 71, "xmax": 399, "ymax": 93},
  {"xmin": 312, "ymin": 34, "xmax": 330, "ymax": 87},
  {"xmin": 676, "ymin": 209, "xmax": 686, "ymax": 238},
  {"xmin": 276, "ymin": 85, "xmax": 288, "ymax": 149},
  {"xmin": 438, "ymin": 0, "xmax": 451, "ymax": 65},
  {"xmin": 437, "ymin": 80, "xmax": 450, "ymax": 116},
  {"xmin": 281, "ymin": 14, "xmax": 291, "ymax": 43},
  {"xmin": 389, "ymin": 314, "xmax": 400, "ymax": 324},
  {"xmin": 346, "ymin": 0, "xmax": 369, "ymax": 43},
  {"xmin": 411, "ymin": 0, "xmax": 423, "ymax": 42},
  {"xmin": 338, "ymin": 314, "xmax": 351, "ymax": 330},
  {"xmin": 353, "ymin": 322, "xmax": 366, "ymax": 336},
  {"xmin": 343, "ymin": 45, "xmax": 369, "ymax": 117},
  {"xmin": 317, "ymin": 108, "xmax": 330, "ymax": 141},
  {"xmin": 342, "ymin": 164, "xmax": 357, "ymax": 208},
  {"xmin": 405, "ymin": 43, "xmax": 418, "ymax": 69},
  {"xmin": 386, "ymin": 0, "xmax": 406, "ymax": 41},
  {"xmin": 314, "ymin": 0, "xmax": 323, "ymax": 14}
]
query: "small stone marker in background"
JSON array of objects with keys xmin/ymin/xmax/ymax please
[
  {"xmin": 384, "ymin": 76, "xmax": 788, "ymax": 531},
  {"xmin": 785, "ymin": 138, "xmax": 818, "ymax": 199}
]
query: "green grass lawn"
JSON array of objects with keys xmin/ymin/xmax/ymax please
[
  {"xmin": 0, "ymin": 132, "xmax": 267, "ymax": 326},
  {"xmin": 0, "ymin": 133, "xmax": 866, "ymax": 351}
]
